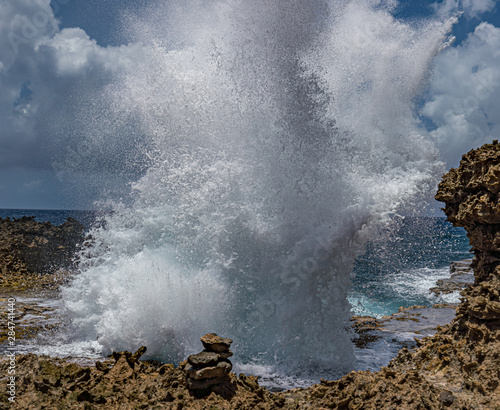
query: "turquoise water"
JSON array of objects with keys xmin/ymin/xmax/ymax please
[
  {"xmin": 1, "ymin": 209, "xmax": 471, "ymax": 388},
  {"xmin": 350, "ymin": 216, "xmax": 471, "ymax": 316}
]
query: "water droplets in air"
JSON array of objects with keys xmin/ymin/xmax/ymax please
[{"xmin": 61, "ymin": 0, "xmax": 455, "ymax": 378}]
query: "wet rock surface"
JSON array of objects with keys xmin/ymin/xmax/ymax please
[
  {"xmin": 0, "ymin": 217, "xmax": 84, "ymax": 352},
  {"xmin": 0, "ymin": 216, "xmax": 85, "ymax": 292},
  {"xmin": 430, "ymin": 259, "xmax": 474, "ymax": 295},
  {"xmin": 352, "ymin": 304, "xmax": 458, "ymax": 351},
  {"xmin": 0, "ymin": 297, "xmax": 61, "ymax": 347}
]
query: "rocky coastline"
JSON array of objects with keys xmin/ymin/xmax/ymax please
[
  {"xmin": 1, "ymin": 141, "xmax": 499, "ymax": 409},
  {"xmin": 0, "ymin": 216, "xmax": 85, "ymax": 293}
]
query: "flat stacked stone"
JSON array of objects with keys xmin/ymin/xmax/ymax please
[{"xmin": 184, "ymin": 333, "xmax": 233, "ymax": 393}]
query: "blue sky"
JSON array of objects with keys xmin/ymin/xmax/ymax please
[{"xmin": 0, "ymin": 0, "xmax": 499, "ymax": 210}]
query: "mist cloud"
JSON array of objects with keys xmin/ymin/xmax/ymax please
[{"xmin": 1, "ymin": 0, "xmax": 500, "ymax": 208}]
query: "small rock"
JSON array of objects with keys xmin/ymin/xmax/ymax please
[
  {"xmin": 438, "ymin": 391, "xmax": 457, "ymax": 406},
  {"xmin": 190, "ymin": 361, "xmax": 232, "ymax": 380},
  {"xmin": 200, "ymin": 333, "xmax": 232, "ymax": 352},
  {"xmin": 217, "ymin": 350, "xmax": 233, "ymax": 360},
  {"xmin": 186, "ymin": 376, "xmax": 227, "ymax": 391},
  {"xmin": 110, "ymin": 346, "xmax": 147, "ymax": 367},
  {"xmin": 106, "ymin": 356, "xmax": 134, "ymax": 380},
  {"xmin": 188, "ymin": 352, "xmax": 219, "ymax": 367},
  {"xmin": 95, "ymin": 361, "xmax": 108, "ymax": 373},
  {"xmin": 239, "ymin": 374, "xmax": 260, "ymax": 391},
  {"xmin": 131, "ymin": 346, "xmax": 147, "ymax": 363}
]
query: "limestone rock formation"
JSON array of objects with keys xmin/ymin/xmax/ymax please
[
  {"xmin": 435, "ymin": 139, "xmax": 500, "ymax": 283},
  {"xmin": 0, "ymin": 346, "xmax": 275, "ymax": 409},
  {"xmin": 435, "ymin": 140, "xmax": 500, "ymax": 340}
]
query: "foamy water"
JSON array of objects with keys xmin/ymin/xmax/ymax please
[{"xmin": 58, "ymin": 0, "xmax": 457, "ymax": 379}]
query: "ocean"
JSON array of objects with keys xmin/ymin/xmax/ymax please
[
  {"xmin": 0, "ymin": 209, "xmax": 101, "ymax": 230},
  {"xmin": 350, "ymin": 216, "xmax": 471, "ymax": 317},
  {"xmin": 1, "ymin": 208, "xmax": 471, "ymax": 388}
]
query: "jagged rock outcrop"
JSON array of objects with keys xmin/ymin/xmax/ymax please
[
  {"xmin": 435, "ymin": 140, "xmax": 500, "ymax": 283},
  {"xmin": 0, "ymin": 347, "xmax": 276, "ymax": 409},
  {"xmin": 436, "ymin": 141, "xmax": 500, "ymax": 329}
]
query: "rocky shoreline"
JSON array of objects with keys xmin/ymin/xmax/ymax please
[
  {"xmin": 0, "ymin": 216, "xmax": 85, "ymax": 293},
  {"xmin": 429, "ymin": 260, "xmax": 474, "ymax": 296},
  {"xmin": 0, "ymin": 217, "xmax": 86, "ymax": 348},
  {"xmin": 1, "ymin": 141, "xmax": 499, "ymax": 408}
]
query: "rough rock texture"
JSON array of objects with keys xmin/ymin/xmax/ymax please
[
  {"xmin": 182, "ymin": 333, "xmax": 234, "ymax": 396},
  {"xmin": 0, "ymin": 216, "xmax": 85, "ymax": 291},
  {"xmin": 435, "ymin": 140, "xmax": 500, "ymax": 283},
  {"xmin": 0, "ymin": 348, "xmax": 280, "ymax": 410},
  {"xmin": 435, "ymin": 141, "xmax": 500, "ymax": 377},
  {"xmin": 0, "ymin": 297, "xmax": 60, "ymax": 344},
  {"xmin": 200, "ymin": 333, "xmax": 233, "ymax": 353}
]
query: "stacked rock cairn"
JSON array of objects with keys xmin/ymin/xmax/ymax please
[{"xmin": 184, "ymin": 333, "xmax": 233, "ymax": 395}]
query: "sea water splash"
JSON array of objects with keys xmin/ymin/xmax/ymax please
[{"xmin": 61, "ymin": 0, "xmax": 456, "ymax": 376}]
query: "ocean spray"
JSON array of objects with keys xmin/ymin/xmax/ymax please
[{"xmin": 61, "ymin": 0, "xmax": 455, "ymax": 376}]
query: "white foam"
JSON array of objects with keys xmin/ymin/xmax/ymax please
[
  {"xmin": 60, "ymin": 0, "xmax": 456, "ymax": 377},
  {"xmin": 349, "ymin": 265, "xmax": 462, "ymax": 317}
]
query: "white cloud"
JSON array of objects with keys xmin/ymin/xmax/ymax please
[
  {"xmin": 40, "ymin": 27, "xmax": 141, "ymax": 76},
  {"xmin": 432, "ymin": 0, "xmax": 497, "ymax": 19},
  {"xmin": 0, "ymin": 0, "xmax": 143, "ymax": 173},
  {"xmin": 423, "ymin": 22, "xmax": 500, "ymax": 167},
  {"xmin": 1, "ymin": 0, "xmax": 498, "ymax": 208}
]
